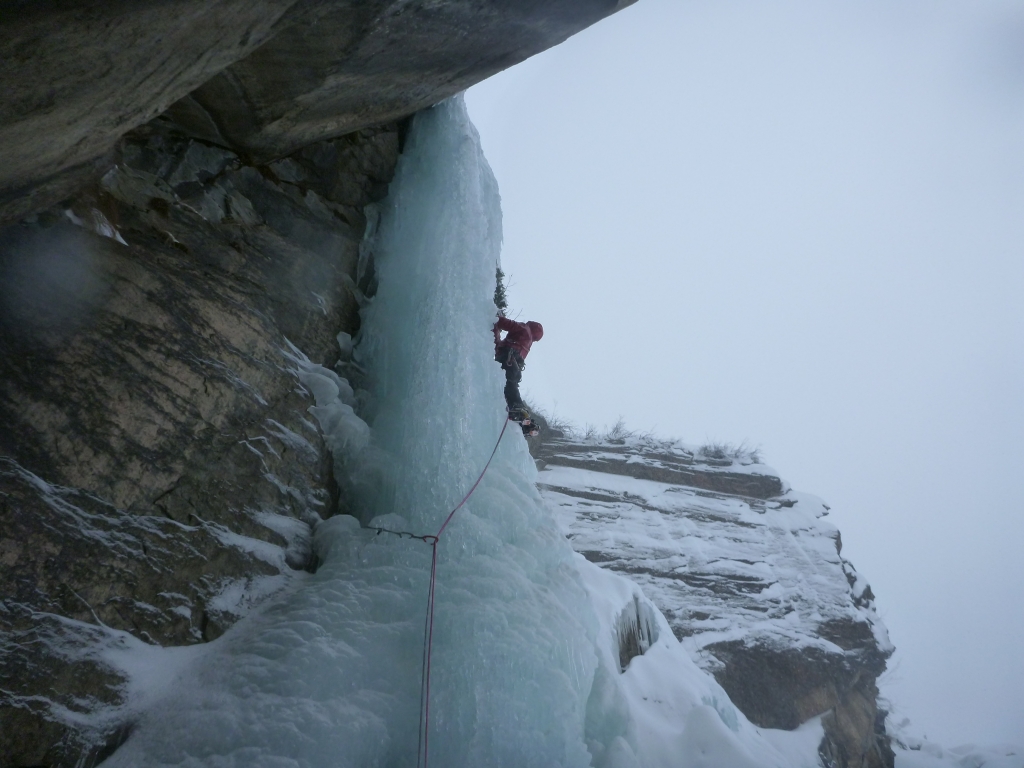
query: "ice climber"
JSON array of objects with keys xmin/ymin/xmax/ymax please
[{"xmin": 493, "ymin": 314, "xmax": 543, "ymax": 437}]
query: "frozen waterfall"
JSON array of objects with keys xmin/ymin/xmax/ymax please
[
  {"xmin": 102, "ymin": 97, "xmax": 822, "ymax": 768},
  {"xmin": 104, "ymin": 97, "xmax": 597, "ymax": 768}
]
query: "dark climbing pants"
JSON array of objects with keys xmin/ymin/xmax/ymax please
[
  {"xmin": 495, "ymin": 347, "xmax": 524, "ymax": 412},
  {"xmin": 503, "ymin": 363, "xmax": 523, "ymax": 411}
]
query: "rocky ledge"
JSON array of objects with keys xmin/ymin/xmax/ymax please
[{"xmin": 529, "ymin": 421, "xmax": 895, "ymax": 768}]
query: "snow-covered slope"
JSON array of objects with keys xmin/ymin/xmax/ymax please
[{"xmin": 532, "ymin": 431, "xmax": 894, "ymax": 766}]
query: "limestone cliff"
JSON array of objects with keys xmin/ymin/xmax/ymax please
[
  {"xmin": 0, "ymin": 0, "xmax": 633, "ymax": 224},
  {"xmin": 0, "ymin": 3, "xmax": 898, "ymax": 766},
  {"xmin": 528, "ymin": 416, "xmax": 895, "ymax": 768},
  {"xmin": 0, "ymin": 117, "xmax": 402, "ymax": 767},
  {"xmin": 1, "ymin": 4, "xmax": 632, "ymax": 764}
]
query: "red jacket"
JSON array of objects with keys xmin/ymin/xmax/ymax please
[{"xmin": 493, "ymin": 317, "xmax": 544, "ymax": 360}]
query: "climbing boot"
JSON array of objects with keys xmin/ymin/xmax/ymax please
[{"xmin": 508, "ymin": 406, "xmax": 530, "ymax": 423}]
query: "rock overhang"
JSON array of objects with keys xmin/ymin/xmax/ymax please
[{"xmin": 1, "ymin": 0, "xmax": 636, "ymax": 224}]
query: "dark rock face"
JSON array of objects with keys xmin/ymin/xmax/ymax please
[
  {"xmin": 529, "ymin": 420, "xmax": 894, "ymax": 768},
  {"xmin": 532, "ymin": 438, "xmax": 784, "ymax": 499},
  {"xmin": 1, "ymin": 4, "xmax": 639, "ymax": 761},
  {"xmin": 0, "ymin": 0, "xmax": 297, "ymax": 224},
  {"xmin": 0, "ymin": 121, "xmax": 400, "ymax": 766},
  {"xmin": 0, "ymin": 462, "xmax": 263, "ymax": 767},
  {"xmin": 166, "ymin": 0, "xmax": 630, "ymax": 159},
  {"xmin": 710, "ymin": 640, "xmax": 893, "ymax": 768},
  {"xmin": 1, "ymin": 0, "xmax": 634, "ymax": 223}
]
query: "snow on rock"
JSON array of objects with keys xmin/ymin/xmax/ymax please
[
  {"xmin": 535, "ymin": 438, "xmax": 890, "ymax": 660},
  {"xmin": 1, "ymin": 98, "xmax": 397, "ymax": 764},
  {"xmin": 533, "ymin": 431, "xmax": 894, "ymax": 765},
  {"xmin": 577, "ymin": 556, "xmax": 823, "ymax": 768}
]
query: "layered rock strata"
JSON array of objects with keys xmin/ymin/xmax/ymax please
[
  {"xmin": 0, "ymin": 4, "xmax": 902, "ymax": 764},
  {"xmin": 529, "ymin": 423, "xmax": 895, "ymax": 768},
  {"xmin": 0, "ymin": 121, "xmax": 398, "ymax": 767}
]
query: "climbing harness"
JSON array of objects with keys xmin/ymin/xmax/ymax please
[{"xmin": 370, "ymin": 416, "xmax": 510, "ymax": 768}]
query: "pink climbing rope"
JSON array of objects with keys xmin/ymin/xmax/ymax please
[
  {"xmin": 435, "ymin": 417, "xmax": 511, "ymax": 540},
  {"xmin": 411, "ymin": 416, "xmax": 510, "ymax": 768}
]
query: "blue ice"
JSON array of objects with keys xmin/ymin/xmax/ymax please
[{"xmin": 105, "ymin": 98, "xmax": 599, "ymax": 768}]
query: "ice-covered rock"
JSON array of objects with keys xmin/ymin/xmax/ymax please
[
  {"xmin": 530, "ymin": 428, "xmax": 894, "ymax": 767},
  {"xmin": 0, "ymin": 104, "xmax": 401, "ymax": 767}
]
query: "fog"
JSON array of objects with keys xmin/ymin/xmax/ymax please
[{"xmin": 467, "ymin": 0, "xmax": 1024, "ymax": 746}]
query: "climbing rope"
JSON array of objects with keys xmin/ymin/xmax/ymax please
[{"xmin": 370, "ymin": 416, "xmax": 510, "ymax": 768}]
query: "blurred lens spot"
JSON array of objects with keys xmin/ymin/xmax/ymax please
[{"xmin": 0, "ymin": 222, "xmax": 108, "ymax": 342}]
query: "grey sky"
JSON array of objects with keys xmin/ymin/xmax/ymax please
[{"xmin": 467, "ymin": 0, "xmax": 1024, "ymax": 746}]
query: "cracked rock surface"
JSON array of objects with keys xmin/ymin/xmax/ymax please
[
  {"xmin": 0, "ymin": 121, "xmax": 399, "ymax": 767},
  {"xmin": 0, "ymin": 0, "xmax": 633, "ymax": 224}
]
